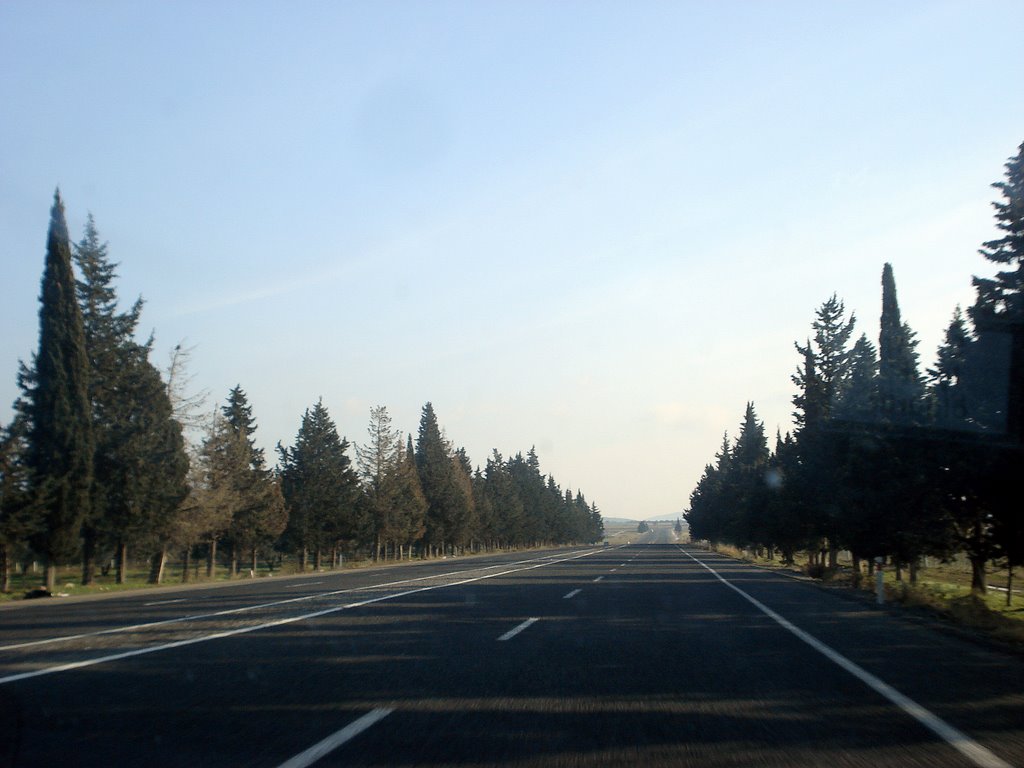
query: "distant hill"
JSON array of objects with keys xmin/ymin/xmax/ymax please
[{"xmin": 602, "ymin": 517, "xmax": 640, "ymax": 525}]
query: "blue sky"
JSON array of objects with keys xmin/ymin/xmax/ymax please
[{"xmin": 2, "ymin": 1, "xmax": 1023, "ymax": 520}]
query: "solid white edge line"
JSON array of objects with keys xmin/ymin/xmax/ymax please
[
  {"xmin": 0, "ymin": 549, "xmax": 600, "ymax": 685},
  {"xmin": 677, "ymin": 546, "xmax": 1013, "ymax": 768},
  {"xmin": 0, "ymin": 549, "xmax": 596, "ymax": 652},
  {"xmin": 497, "ymin": 617, "xmax": 539, "ymax": 641},
  {"xmin": 275, "ymin": 708, "xmax": 394, "ymax": 768},
  {"xmin": 563, "ymin": 589, "xmax": 582, "ymax": 599}
]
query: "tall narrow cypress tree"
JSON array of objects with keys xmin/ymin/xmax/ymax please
[
  {"xmin": 878, "ymin": 263, "xmax": 924, "ymax": 423},
  {"xmin": 27, "ymin": 191, "xmax": 93, "ymax": 591}
]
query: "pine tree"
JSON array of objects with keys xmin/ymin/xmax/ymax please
[
  {"xmin": 971, "ymin": 140, "xmax": 1024, "ymax": 440},
  {"xmin": 396, "ymin": 435, "xmax": 427, "ymax": 556},
  {"xmin": 928, "ymin": 307, "xmax": 973, "ymax": 427},
  {"xmin": 210, "ymin": 387, "xmax": 287, "ymax": 576},
  {"xmin": 878, "ymin": 263, "xmax": 925, "ymax": 423},
  {"xmin": 280, "ymin": 400, "xmax": 359, "ymax": 570},
  {"xmin": 792, "ymin": 342, "xmax": 826, "ymax": 432},
  {"xmin": 973, "ymin": 141, "xmax": 1024, "ymax": 320},
  {"xmin": 72, "ymin": 214, "xmax": 148, "ymax": 584},
  {"xmin": 0, "ymin": 416, "xmax": 39, "ymax": 592},
  {"xmin": 26, "ymin": 191, "xmax": 94, "ymax": 591},
  {"xmin": 484, "ymin": 450, "xmax": 524, "ymax": 548},
  {"xmin": 414, "ymin": 403, "xmax": 470, "ymax": 556},
  {"xmin": 355, "ymin": 405, "xmax": 404, "ymax": 561},
  {"xmin": 100, "ymin": 348, "xmax": 189, "ymax": 584},
  {"xmin": 793, "ymin": 296, "xmax": 856, "ymax": 428},
  {"xmin": 835, "ymin": 334, "xmax": 878, "ymax": 422}
]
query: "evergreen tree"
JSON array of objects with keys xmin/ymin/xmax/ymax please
[
  {"xmin": 280, "ymin": 399, "xmax": 359, "ymax": 570},
  {"xmin": 414, "ymin": 403, "xmax": 470, "ymax": 556},
  {"xmin": 791, "ymin": 342, "xmax": 826, "ymax": 432},
  {"xmin": 878, "ymin": 263, "xmax": 925, "ymax": 423},
  {"xmin": 793, "ymin": 295, "xmax": 856, "ymax": 427},
  {"xmin": 971, "ymin": 140, "xmax": 1024, "ymax": 440},
  {"xmin": 451, "ymin": 447, "xmax": 477, "ymax": 551},
  {"xmin": 790, "ymin": 297, "xmax": 860, "ymax": 566},
  {"xmin": 835, "ymin": 334, "xmax": 878, "ymax": 422},
  {"xmin": 210, "ymin": 387, "xmax": 287, "ymax": 575},
  {"xmin": 972, "ymin": 141, "xmax": 1024, "ymax": 321},
  {"xmin": 101, "ymin": 348, "xmax": 189, "ymax": 584},
  {"xmin": 354, "ymin": 405, "xmax": 405, "ymax": 560},
  {"xmin": 72, "ymin": 214, "xmax": 156, "ymax": 584},
  {"xmin": 928, "ymin": 307, "xmax": 973, "ymax": 427},
  {"xmin": 0, "ymin": 416, "xmax": 38, "ymax": 592},
  {"xmin": 26, "ymin": 191, "xmax": 94, "ymax": 591},
  {"xmin": 396, "ymin": 435, "xmax": 427, "ymax": 555},
  {"xmin": 484, "ymin": 450, "xmax": 524, "ymax": 548}
]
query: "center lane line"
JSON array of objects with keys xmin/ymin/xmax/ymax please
[
  {"xmin": 562, "ymin": 589, "xmax": 582, "ymax": 599},
  {"xmin": 497, "ymin": 618, "xmax": 539, "ymax": 641},
  {"xmin": 592, "ymin": 576, "xmax": 604, "ymax": 582}
]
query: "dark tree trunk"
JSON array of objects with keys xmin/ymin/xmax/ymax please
[
  {"xmin": 970, "ymin": 554, "xmax": 988, "ymax": 595},
  {"xmin": 229, "ymin": 544, "xmax": 238, "ymax": 577},
  {"xmin": 299, "ymin": 548, "xmax": 307, "ymax": 572},
  {"xmin": 182, "ymin": 546, "xmax": 192, "ymax": 583},
  {"xmin": 314, "ymin": 548, "xmax": 322, "ymax": 571},
  {"xmin": 851, "ymin": 553, "xmax": 862, "ymax": 588},
  {"xmin": 908, "ymin": 559, "xmax": 919, "ymax": 585},
  {"xmin": 250, "ymin": 547, "xmax": 258, "ymax": 576},
  {"xmin": 45, "ymin": 563, "xmax": 57, "ymax": 592},
  {"xmin": 81, "ymin": 525, "xmax": 97, "ymax": 586},
  {"xmin": 0, "ymin": 543, "xmax": 9, "ymax": 593},
  {"xmin": 116, "ymin": 540, "xmax": 128, "ymax": 585},
  {"xmin": 206, "ymin": 538, "xmax": 218, "ymax": 579}
]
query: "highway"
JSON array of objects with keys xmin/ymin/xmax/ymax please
[{"xmin": 0, "ymin": 542, "xmax": 1021, "ymax": 767}]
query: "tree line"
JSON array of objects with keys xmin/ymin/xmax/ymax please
[
  {"xmin": 0, "ymin": 192, "xmax": 604, "ymax": 592},
  {"xmin": 685, "ymin": 141, "xmax": 1024, "ymax": 595}
]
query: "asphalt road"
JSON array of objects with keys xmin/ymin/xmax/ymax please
[{"xmin": 0, "ymin": 544, "xmax": 1021, "ymax": 767}]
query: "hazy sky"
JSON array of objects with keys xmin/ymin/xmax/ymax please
[{"xmin": 2, "ymin": 1, "xmax": 1023, "ymax": 520}]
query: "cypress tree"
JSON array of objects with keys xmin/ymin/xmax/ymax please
[
  {"xmin": 27, "ymin": 191, "xmax": 94, "ymax": 591},
  {"xmin": 878, "ymin": 263, "xmax": 925, "ymax": 423}
]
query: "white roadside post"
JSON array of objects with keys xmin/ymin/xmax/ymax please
[{"xmin": 875, "ymin": 556, "xmax": 885, "ymax": 605}]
